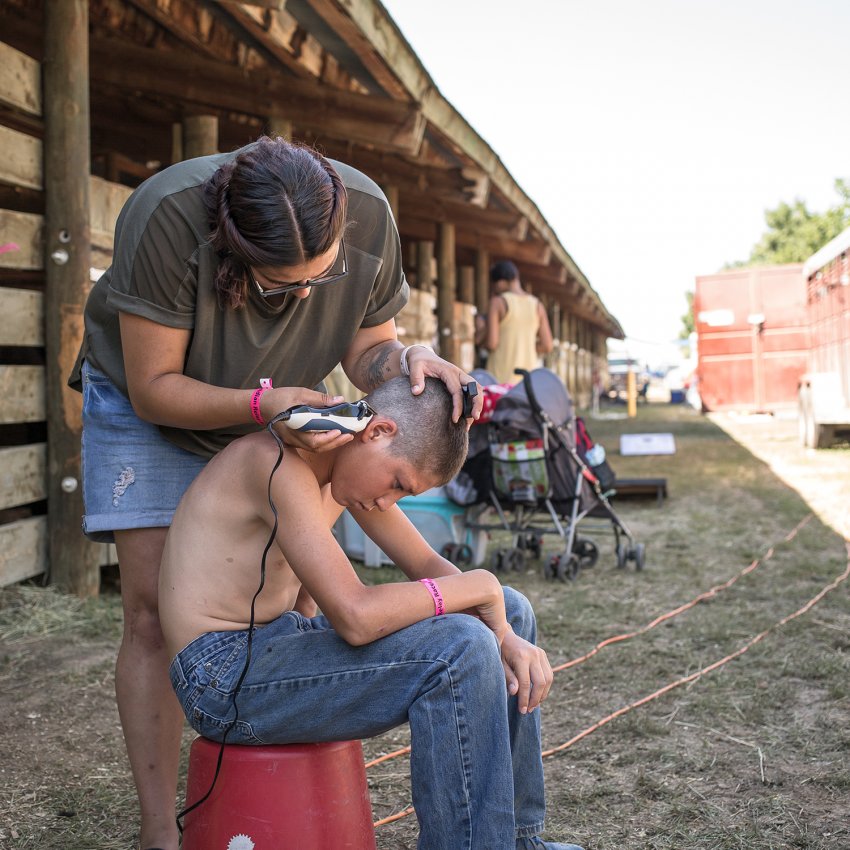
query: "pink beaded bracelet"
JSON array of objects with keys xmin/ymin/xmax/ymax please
[
  {"xmin": 250, "ymin": 378, "xmax": 273, "ymax": 426},
  {"xmin": 419, "ymin": 577, "xmax": 445, "ymax": 617}
]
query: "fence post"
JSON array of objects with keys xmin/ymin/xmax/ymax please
[{"xmin": 44, "ymin": 0, "xmax": 101, "ymax": 596}]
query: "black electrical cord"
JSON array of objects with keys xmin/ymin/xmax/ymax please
[{"xmin": 176, "ymin": 420, "xmax": 287, "ymax": 834}]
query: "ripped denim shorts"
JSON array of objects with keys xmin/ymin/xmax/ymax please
[{"xmin": 80, "ymin": 360, "xmax": 208, "ymax": 543}]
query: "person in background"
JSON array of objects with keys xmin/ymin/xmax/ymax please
[
  {"xmin": 68, "ymin": 135, "xmax": 482, "ymax": 850},
  {"xmin": 485, "ymin": 260, "xmax": 554, "ymax": 385}
]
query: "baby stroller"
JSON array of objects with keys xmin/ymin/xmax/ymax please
[{"xmin": 448, "ymin": 368, "xmax": 645, "ymax": 581}]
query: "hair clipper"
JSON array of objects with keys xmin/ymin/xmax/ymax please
[{"xmin": 270, "ymin": 400, "xmax": 376, "ymax": 435}]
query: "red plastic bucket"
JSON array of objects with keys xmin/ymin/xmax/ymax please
[{"xmin": 182, "ymin": 737, "xmax": 377, "ymax": 850}]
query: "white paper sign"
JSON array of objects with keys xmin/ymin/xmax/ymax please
[{"xmin": 619, "ymin": 433, "xmax": 677, "ymax": 456}]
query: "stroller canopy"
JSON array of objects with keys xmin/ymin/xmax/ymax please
[{"xmin": 489, "ymin": 368, "xmax": 574, "ymax": 434}]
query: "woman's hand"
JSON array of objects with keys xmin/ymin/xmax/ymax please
[
  {"xmin": 499, "ymin": 627, "xmax": 554, "ymax": 715},
  {"xmin": 405, "ymin": 346, "xmax": 484, "ymax": 425},
  {"xmin": 262, "ymin": 387, "xmax": 355, "ymax": 453}
]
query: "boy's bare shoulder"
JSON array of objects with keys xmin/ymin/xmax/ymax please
[{"xmin": 218, "ymin": 431, "xmax": 280, "ymax": 465}]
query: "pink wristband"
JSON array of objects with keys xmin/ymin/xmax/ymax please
[
  {"xmin": 250, "ymin": 378, "xmax": 273, "ymax": 426},
  {"xmin": 419, "ymin": 577, "xmax": 445, "ymax": 616}
]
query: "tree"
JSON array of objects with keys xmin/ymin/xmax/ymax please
[
  {"xmin": 679, "ymin": 290, "xmax": 694, "ymax": 340},
  {"xmin": 730, "ymin": 179, "xmax": 850, "ymax": 267}
]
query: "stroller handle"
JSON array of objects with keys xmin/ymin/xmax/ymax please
[
  {"xmin": 514, "ymin": 368, "xmax": 543, "ymax": 416},
  {"xmin": 514, "ymin": 368, "xmax": 552, "ymax": 441}
]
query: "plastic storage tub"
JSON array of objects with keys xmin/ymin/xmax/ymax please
[{"xmin": 333, "ymin": 487, "xmax": 488, "ymax": 568}]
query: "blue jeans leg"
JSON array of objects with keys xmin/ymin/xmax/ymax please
[
  {"xmin": 503, "ymin": 586, "xmax": 546, "ymax": 839},
  {"xmin": 171, "ymin": 588, "xmax": 549, "ymax": 850}
]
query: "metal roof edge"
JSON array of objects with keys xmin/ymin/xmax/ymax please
[
  {"xmin": 346, "ymin": 0, "xmax": 620, "ymax": 330},
  {"xmin": 802, "ymin": 226, "xmax": 850, "ymax": 278}
]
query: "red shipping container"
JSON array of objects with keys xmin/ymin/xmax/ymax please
[{"xmin": 695, "ymin": 265, "xmax": 808, "ymax": 412}]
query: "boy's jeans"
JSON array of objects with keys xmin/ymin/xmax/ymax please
[{"xmin": 170, "ymin": 586, "xmax": 548, "ymax": 850}]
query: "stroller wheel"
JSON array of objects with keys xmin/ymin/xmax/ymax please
[
  {"xmin": 441, "ymin": 542, "xmax": 458, "ymax": 561},
  {"xmin": 573, "ymin": 537, "xmax": 599, "ymax": 569},
  {"xmin": 631, "ymin": 543, "xmax": 646, "ymax": 570},
  {"xmin": 555, "ymin": 553, "xmax": 580, "ymax": 582},
  {"xmin": 507, "ymin": 548, "xmax": 527, "ymax": 572},
  {"xmin": 491, "ymin": 549, "xmax": 506, "ymax": 572},
  {"xmin": 518, "ymin": 532, "xmax": 542, "ymax": 559},
  {"xmin": 455, "ymin": 543, "xmax": 474, "ymax": 567},
  {"xmin": 615, "ymin": 544, "xmax": 628, "ymax": 570},
  {"xmin": 441, "ymin": 542, "xmax": 474, "ymax": 567}
]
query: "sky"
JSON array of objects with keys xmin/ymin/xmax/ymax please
[{"xmin": 380, "ymin": 0, "xmax": 850, "ymax": 357}]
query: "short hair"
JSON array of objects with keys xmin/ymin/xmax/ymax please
[
  {"xmin": 364, "ymin": 377, "xmax": 469, "ymax": 484},
  {"xmin": 205, "ymin": 136, "xmax": 348, "ymax": 309},
  {"xmin": 490, "ymin": 260, "xmax": 519, "ymax": 284}
]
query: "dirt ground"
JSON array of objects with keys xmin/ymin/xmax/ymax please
[{"xmin": 1, "ymin": 402, "xmax": 848, "ymax": 850}]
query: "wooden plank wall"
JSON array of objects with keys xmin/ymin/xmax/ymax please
[{"xmin": 0, "ymin": 40, "xmax": 125, "ymax": 588}]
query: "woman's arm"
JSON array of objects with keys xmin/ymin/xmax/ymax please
[
  {"xmin": 485, "ymin": 295, "xmax": 507, "ymax": 351},
  {"xmin": 536, "ymin": 300, "xmax": 554, "ymax": 355},
  {"xmin": 342, "ymin": 319, "xmax": 484, "ymax": 422},
  {"xmin": 120, "ymin": 312, "xmax": 353, "ymax": 450}
]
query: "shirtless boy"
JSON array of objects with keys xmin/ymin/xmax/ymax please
[{"xmin": 160, "ymin": 377, "xmax": 583, "ymax": 850}]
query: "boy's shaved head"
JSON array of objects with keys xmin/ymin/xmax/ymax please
[{"xmin": 364, "ymin": 377, "xmax": 469, "ymax": 484}]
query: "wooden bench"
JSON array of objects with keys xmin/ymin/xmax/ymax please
[{"xmin": 611, "ymin": 477, "xmax": 668, "ymax": 506}]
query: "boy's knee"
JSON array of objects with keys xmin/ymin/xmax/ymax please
[{"xmin": 502, "ymin": 586, "xmax": 537, "ymax": 642}]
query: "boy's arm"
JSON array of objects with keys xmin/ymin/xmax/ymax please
[
  {"xmin": 263, "ymin": 452, "xmax": 507, "ymax": 646},
  {"xmin": 350, "ymin": 504, "xmax": 462, "ymax": 580}
]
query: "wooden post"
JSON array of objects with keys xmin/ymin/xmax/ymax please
[
  {"xmin": 183, "ymin": 114, "xmax": 218, "ymax": 159},
  {"xmin": 382, "ymin": 184, "xmax": 400, "ymax": 224},
  {"xmin": 436, "ymin": 223, "xmax": 456, "ymax": 361},
  {"xmin": 458, "ymin": 265, "xmax": 474, "ymax": 304},
  {"xmin": 267, "ymin": 115, "xmax": 293, "ymax": 140},
  {"xmin": 474, "ymin": 248, "xmax": 490, "ymax": 315},
  {"xmin": 44, "ymin": 0, "xmax": 101, "ymax": 596},
  {"xmin": 171, "ymin": 122, "xmax": 183, "ymax": 164},
  {"xmin": 417, "ymin": 240, "xmax": 434, "ymax": 295}
]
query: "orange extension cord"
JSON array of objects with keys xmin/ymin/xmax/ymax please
[
  {"xmin": 372, "ymin": 521, "xmax": 849, "ymax": 831},
  {"xmin": 366, "ymin": 513, "xmax": 813, "ymax": 775}
]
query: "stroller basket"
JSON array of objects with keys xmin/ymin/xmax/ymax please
[
  {"xmin": 450, "ymin": 367, "xmax": 646, "ymax": 580},
  {"xmin": 490, "ymin": 439, "xmax": 550, "ymax": 504}
]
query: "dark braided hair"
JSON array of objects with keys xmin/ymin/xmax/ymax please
[{"xmin": 204, "ymin": 136, "xmax": 348, "ymax": 309}]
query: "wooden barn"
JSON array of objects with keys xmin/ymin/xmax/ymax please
[{"xmin": 0, "ymin": 0, "xmax": 624, "ymax": 595}]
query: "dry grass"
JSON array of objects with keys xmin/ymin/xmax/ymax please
[{"xmin": 1, "ymin": 403, "xmax": 848, "ymax": 849}]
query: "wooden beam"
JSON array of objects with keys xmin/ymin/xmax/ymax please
[
  {"xmin": 416, "ymin": 240, "xmax": 434, "ymax": 295},
  {"xmin": 0, "ymin": 444, "xmax": 46, "ymax": 511},
  {"xmin": 397, "ymin": 193, "xmax": 530, "ymax": 239},
  {"xmin": 0, "ymin": 125, "xmax": 42, "ymax": 190},
  {"xmin": 0, "ymin": 365, "xmax": 45, "ymax": 423},
  {"xmin": 211, "ymin": 1, "xmax": 326, "ymax": 79},
  {"xmin": 0, "ymin": 517, "xmax": 46, "ymax": 587},
  {"xmin": 436, "ymin": 223, "xmax": 456, "ymax": 356},
  {"xmin": 0, "ymin": 41, "xmax": 41, "ymax": 117},
  {"xmin": 217, "ymin": 0, "xmax": 286, "ymax": 9},
  {"xmin": 183, "ymin": 114, "xmax": 219, "ymax": 159},
  {"xmin": 0, "ymin": 288, "xmax": 43, "ymax": 346},
  {"xmin": 298, "ymin": 0, "xmax": 411, "ymax": 100},
  {"xmin": 398, "ymin": 213, "xmax": 552, "ymax": 266},
  {"xmin": 89, "ymin": 39, "xmax": 426, "ymax": 155},
  {"xmin": 458, "ymin": 265, "xmax": 474, "ymax": 305},
  {"xmin": 44, "ymin": 0, "xmax": 101, "ymax": 596},
  {"xmin": 475, "ymin": 248, "xmax": 490, "ymax": 315},
  {"xmin": 0, "ymin": 210, "xmax": 43, "ymax": 270}
]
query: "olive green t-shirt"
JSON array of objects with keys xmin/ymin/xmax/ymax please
[{"xmin": 70, "ymin": 146, "xmax": 409, "ymax": 457}]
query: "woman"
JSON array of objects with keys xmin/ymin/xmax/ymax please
[
  {"xmin": 69, "ymin": 136, "xmax": 481, "ymax": 850},
  {"xmin": 485, "ymin": 259, "xmax": 554, "ymax": 385}
]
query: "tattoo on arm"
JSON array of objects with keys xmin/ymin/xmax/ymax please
[{"xmin": 364, "ymin": 343, "xmax": 398, "ymax": 390}]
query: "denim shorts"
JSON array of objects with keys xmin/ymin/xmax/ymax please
[{"xmin": 80, "ymin": 360, "xmax": 208, "ymax": 542}]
